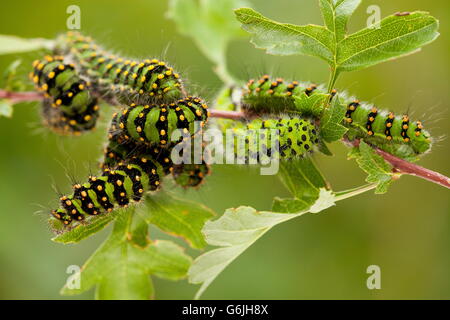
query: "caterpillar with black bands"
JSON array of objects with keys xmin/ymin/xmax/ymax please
[
  {"xmin": 29, "ymin": 55, "xmax": 100, "ymax": 135},
  {"xmin": 109, "ymin": 96, "xmax": 209, "ymax": 148},
  {"xmin": 52, "ymin": 156, "xmax": 161, "ymax": 225},
  {"xmin": 103, "ymin": 130, "xmax": 210, "ymax": 188},
  {"xmin": 239, "ymin": 75, "xmax": 432, "ymax": 159},
  {"xmin": 56, "ymin": 31, "xmax": 184, "ymax": 105},
  {"xmin": 52, "ymin": 97, "xmax": 210, "ymax": 226}
]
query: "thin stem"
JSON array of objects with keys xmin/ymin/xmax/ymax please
[
  {"xmin": 326, "ymin": 67, "xmax": 338, "ymax": 92},
  {"xmin": 0, "ymin": 89, "xmax": 43, "ymax": 103},
  {"xmin": 335, "ymin": 184, "xmax": 377, "ymax": 202},
  {"xmin": 209, "ymin": 109, "xmax": 245, "ymax": 120}
]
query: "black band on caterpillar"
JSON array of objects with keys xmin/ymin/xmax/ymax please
[
  {"xmin": 57, "ymin": 31, "xmax": 184, "ymax": 105},
  {"xmin": 30, "ymin": 55, "xmax": 100, "ymax": 135},
  {"xmin": 239, "ymin": 76, "xmax": 432, "ymax": 159}
]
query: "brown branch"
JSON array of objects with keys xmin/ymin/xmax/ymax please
[
  {"xmin": 0, "ymin": 89, "xmax": 43, "ymax": 103},
  {"xmin": 376, "ymin": 148, "xmax": 450, "ymax": 188},
  {"xmin": 345, "ymin": 138, "xmax": 450, "ymax": 189},
  {"xmin": 209, "ymin": 109, "xmax": 245, "ymax": 120}
]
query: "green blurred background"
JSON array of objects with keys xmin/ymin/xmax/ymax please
[{"xmin": 0, "ymin": 0, "xmax": 449, "ymax": 299}]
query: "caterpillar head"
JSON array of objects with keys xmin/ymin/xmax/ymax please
[
  {"xmin": 411, "ymin": 126, "xmax": 432, "ymax": 155},
  {"xmin": 172, "ymin": 163, "xmax": 210, "ymax": 188},
  {"xmin": 51, "ymin": 208, "xmax": 72, "ymax": 225}
]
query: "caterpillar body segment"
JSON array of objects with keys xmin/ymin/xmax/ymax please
[{"xmin": 30, "ymin": 56, "xmax": 99, "ymax": 135}]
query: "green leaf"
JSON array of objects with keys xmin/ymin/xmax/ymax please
[
  {"xmin": 168, "ymin": 0, "xmax": 247, "ymax": 84},
  {"xmin": 51, "ymin": 208, "xmax": 123, "ymax": 244},
  {"xmin": 337, "ymin": 12, "xmax": 439, "ymax": 72},
  {"xmin": 317, "ymin": 140, "xmax": 333, "ymax": 156},
  {"xmin": 234, "ymin": 7, "xmax": 334, "ymax": 63},
  {"xmin": 319, "ymin": 0, "xmax": 361, "ymax": 41},
  {"xmin": 189, "ymin": 189, "xmax": 336, "ymax": 299},
  {"xmin": 141, "ymin": 191, "xmax": 215, "ymax": 249},
  {"xmin": 61, "ymin": 208, "xmax": 192, "ymax": 300},
  {"xmin": 293, "ymin": 92, "xmax": 329, "ymax": 117},
  {"xmin": 272, "ymin": 197, "xmax": 311, "ymax": 213},
  {"xmin": 236, "ymin": 5, "xmax": 439, "ymax": 90},
  {"xmin": 0, "ymin": 99, "xmax": 13, "ymax": 118},
  {"xmin": 2, "ymin": 59, "xmax": 26, "ymax": 92},
  {"xmin": 354, "ymin": 141, "xmax": 395, "ymax": 194},
  {"xmin": 278, "ymin": 157, "xmax": 327, "ymax": 202},
  {"xmin": 0, "ymin": 35, "xmax": 53, "ymax": 55},
  {"xmin": 319, "ymin": 95, "xmax": 348, "ymax": 142}
]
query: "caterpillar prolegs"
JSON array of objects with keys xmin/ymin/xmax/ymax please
[
  {"xmin": 239, "ymin": 76, "xmax": 432, "ymax": 159},
  {"xmin": 56, "ymin": 31, "xmax": 184, "ymax": 105},
  {"xmin": 30, "ymin": 55, "xmax": 100, "ymax": 135}
]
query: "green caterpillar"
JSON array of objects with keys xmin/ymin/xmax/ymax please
[
  {"xmin": 172, "ymin": 162, "xmax": 210, "ymax": 188},
  {"xmin": 241, "ymin": 76, "xmax": 432, "ymax": 159},
  {"xmin": 109, "ymin": 96, "xmax": 209, "ymax": 148},
  {"xmin": 243, "ymin": 76, "xmax": 325, "ymax": 117},
  {"xmin": 103, "ymin": 130, "xmax": 210, "ymax": 188},
  {"xmin": 103, "ymin": 101, "xmax": 210, "ymax": 186},
  {"xmin": 52, "ymin": 95, "xmax": 210, "ymax": 226},
  {"xmin": 103, "ymin": 113, "xmax": 175, "ymax": 175},
  {"xmin": 229, "ymin": 116, "xmax": 319, "ymax": 163},
  {"xmin": 56, "ymin": 31, "xmax": 183, "ymax": 105},
  {"xmin": 29, "ymin": 55, "xmax": 100, "ymax": 135},
  {"xmin": 52, "ymin": 156, "xmax": 162, "ymax": 225}
]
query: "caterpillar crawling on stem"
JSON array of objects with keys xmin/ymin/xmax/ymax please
[{"xmin": 56, "ymin": 31, "xmax": 184, "ymax": 105}]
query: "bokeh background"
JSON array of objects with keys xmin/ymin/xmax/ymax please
[{"xmin": 0, "ymin": 0, "xmax": 448, "ymax": 299}]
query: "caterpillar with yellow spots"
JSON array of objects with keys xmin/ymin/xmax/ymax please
[
  {"xmin": 52, "ymin": 155, "xmax": 162, "ymax": 225},
  {"xmin": 55, "ymin": 31, "xmax": 184, "ymax": 105},
  {"xmin": 108, "ymin": 96, "xmax": 209, "ymax": 148},
  {"xmin": 103, "ymin": 97, "xmax": 210, "ymax": 185},
  {"xmin": 29, "ymin": 55, "xmax": 100, "ymax": 135},
  {"xmin": 238, "ymin": 76, "xmax": 432, "ymax": 160},
  {"xmin": 211, "ymin": 85, "xmax": 320, "ymax": 161},
  {"xmin": 102, "ymin": 130, "xmax": 210, "ymax": 188},
  {"xmin": 51, "ymin": 97, "xmax": 210, "ymax": 226}
]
